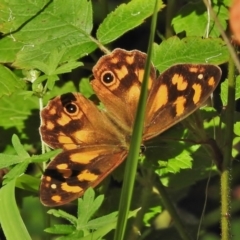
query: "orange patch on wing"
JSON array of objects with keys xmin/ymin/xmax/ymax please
[
  {"xmin": 110, "ymin": 57, "xmax": 118, "ymax": 64},
  {"xmin": 70, "ymin": 151, "xmax": 99, "ymax": 164},
  {"xmin": 148, "ymin": 84, "xmax": 168, "ymax": 118},
  {"xmin": 136, "ymin": 69, "xmax": 144, "ymax": 82},
  {"xmin": 49, "ymin": 108, "xmax": 56, "ymax": 115},
  {"xmin": 58, "ymin": 135, "xmax": 73, "ymax": 144},
  {"xmin": 78, "ymin": 170, "xmax": 98, "ymax": 181},
  {"xmin": 57, "ymin": 163, "xmax": 68, "ymax": 170},
  {"xmin": 192, "ymin": 84, "xmax": 202, "ymax": 104},
  {"xmin": 208, "ymin": 77, "xmax": 215, "ymax": 86},
  {"xmin": 57, "ymin": 113, "xmax": 71, "ymax": 126},
  {"xmin": 172, "ymin": 74, "xmax": 188, "ymax": 90},
  {"xmin": 174, "ymin": 96, "xmax": 186, "ymax": 116},
  {"xmin": 46, "ymin": 176, "xmax": 51, "ymax": 182},
  {"xmin": 189, "ymin": 67, "xmax": 199, "ymax": 73},
  {"xmin": 51, "ymin": 195, "xmax": 62, "ymax": 203},
  {"xmin": 126, "ymin": 55, "xmax": 135, "ymax": 65},
  {"xmin": 61, "ymin": 183, "xmax": 82, "ymax": 193},
  {"xmin": 45, "ymin": 121, "xmax": 55, "ymax": 130},
  {"xmin": 134, "ymin": 69, "xmax": 153, "ymax": 89},
  {"xmin": 74, "ymin": 130, "xmax": 90, "ymax": 144},
  {"xmin": 114, "ymin": 65, "xmax": 129, "ymax": 80}
]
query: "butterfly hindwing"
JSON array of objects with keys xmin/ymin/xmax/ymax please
[{"xmin": 40, "ymin": 148, "xmax": 127, "ymax": 206}]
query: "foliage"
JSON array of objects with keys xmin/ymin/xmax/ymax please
[{"xmin": 0, "ymin": 0, "xmax": 238, "ymax": 240}]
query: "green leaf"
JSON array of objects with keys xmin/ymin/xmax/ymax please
[
  {"xmin": 221, "ymin": 76, "xmax": 240, "ymax": 106},
  {"xmin": 12, "ymin": 134, "xmax": 29, "ymax": 158},
  {"xmin": 48, "ymin": 209, "xmax": 77, "ymax": 226},
  {"xmin": 44, "ymin": 224, "xmax": 76, "ymax": 234},
  {"xmin": 87, "ymin": 212, "xmax": 118, "ymax": 230},
  {"xmin": 143, "ymin": 206, "xmax": 162, "ymax": 226},
  {"xmin": 0, "ymin": 179, "xmax": 32, "ymax": 240},
  {"xmin": 30, "ymin": 149, "xmax": 62, "ymax": 163},
  {"xmin": 0, "ymin": 154, "xmax": 23, "ymax": 168},
  {"xmin": 31, "ymin": 49, "xmax": 83, "ymax": 75},
  {"xmin": 80, "ymin": 208, "xmax": 140, "ymax": 240},
  {"xmin": 152, "ymin": 37, "xmax": 229, "ymax": 72},
  {"xmin": 0, "ymin": 65, "xmax": 25, "ymax": 97},
  {"xmin": 16, "ymin": 174, "xmax": 39, "ymax": 192},
  {"xmin": 97, "ymin": 0, "xmax": 164, "ymax": 44},
  {"xmin": 79, "ymin": 78, "xmax": 95, "ymax": 98},
  {"xmin": 172, "ymin": 1, "xmax": 228, "ymax": 37},
  {"xmin": 0, "ymin": 91, "xmax": 38, "ymax": 131},
  {"xmin": 3, "ymin": 161, "xmax": 30, "ymax": 184},
  {"xmin": 0, "ymin": 0, "xmax": 96, "ymax": 68},
  {"xmin": 77, "ymin": 188, "xmax": 104, "ymax": 228}
]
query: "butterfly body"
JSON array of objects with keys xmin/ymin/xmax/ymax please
[{"xmin": 40, "ymin": 48, "xmax": 221, "ymax": 206}]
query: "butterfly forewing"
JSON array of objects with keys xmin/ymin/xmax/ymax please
[
  {"xmin": 143, "ymin": 64, "xmax": 222, "ymax": 141},
  {"xmin": 91, "ymin": 48, "xmax": 156, "ymax": 133}
]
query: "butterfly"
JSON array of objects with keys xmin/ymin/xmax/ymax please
[{"xmin": 40, "ymin": 48, "xmax": 222, "ymax": 206}]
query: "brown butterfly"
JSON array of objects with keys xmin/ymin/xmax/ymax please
[{"xmin": 40, "ymin": 48, "xmax": 221, "ymax": 206}]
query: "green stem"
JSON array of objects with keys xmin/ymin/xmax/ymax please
[
  {"xmin": 113, "ymin": 2, "xmax": 159, "ymax": 239},
  {"xmin": 165, "ymin": 0, "xmax": 177, "ymax": 38},
  {"xmin": 220, "ymin": 55, "xmax": 235, "ymax": 240},
  {"xmin": 126, "ymin": 169, "xmax": 153, "ymax": 240}
]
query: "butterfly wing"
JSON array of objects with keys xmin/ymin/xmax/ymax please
[
  {"xmin": 143, "ymin": 64, "xmax": 222, "ymax": 141},
  {"xmin": 40, "ymin": 147, "xmax": 127, "ymax": 206},
  {"xmin": 91, "ymin": 48, "xmax": 156, "ymax": 133},
  {"xmin": 40, "ymin": 92, "xmax": 128, "ymax": 206},
  {"xmin": 40, "ymin": 92, "xmax": 124, "ymax": 149}
]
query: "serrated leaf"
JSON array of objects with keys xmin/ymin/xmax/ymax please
[
  {"xmin": 48, "ymin": 209, "xmax": 77, "ymax": 226},
  {"xmin": 157, "ymin": 143, "xmax": 218, "ymax": 190},
  {"xmin": 54, "ymin": 61, "xmax": 83, "ymax": 75},
  {"xmin": 3, "ymin": 161, "xmax": 29, "ymax": 184},
  {"xmin": 221, "ymin": 76, "xmax": 240, "ymax": 106},
  {"xmin": 77, "ymin": 188, "xmax": 104, "ymax": 228},
  {"xmin": 79, "ymin": 208, "xmax": 140, "ymax": 240},
  {"xmin": 86, "ymin": 212, "xmax": 118, "ymax": 230},
  {"xmin": 172, "ymin": 1, "xmax": 228, "ymax": 37},
  {"xmin": 152, "ymin": 36, "xmax": 228, "ymax": 72},
  {"xmin": 44, "ymin": 224, "xmax": 76, "ymax": 234},
  {"xmin": 0, "ymin": 65, "xmax": 25, "ymax": 98},
  {"xmin": 166, "ymin": 149, "xmax": 194, "ymax": 173},
  {"xmin": 0, "ymin": 154, "xmax": 23, "ymax": 168},
  {"xmin": 12, "ymin": 134, "xmax": 29, "ymax": 158},
  {"xmin": 0, "ymin": 0, "xmax": 96, "ymax": 68},
  {"xmin": 57, "ymin": 230, "xmax": 84, "ymax": 240},
  {"xmin": 30, "ymin": 149, "xmax": 62, "ymax": 163},
  {"xmin": 143, "ymin": 206, "xmax": 162, "ymax": 226},
  {"xmin": 97, "ymin": 0, "xmax": 164, "ymax": 44}
]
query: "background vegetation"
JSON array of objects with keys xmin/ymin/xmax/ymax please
[{"xmin": 0, "ymin": 0, "xmax": 238, "ymax": 239}]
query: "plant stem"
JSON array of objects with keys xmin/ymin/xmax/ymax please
[{"xmin": 220, "ymin": 55, "xmax": 235, "ymax": 240}]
